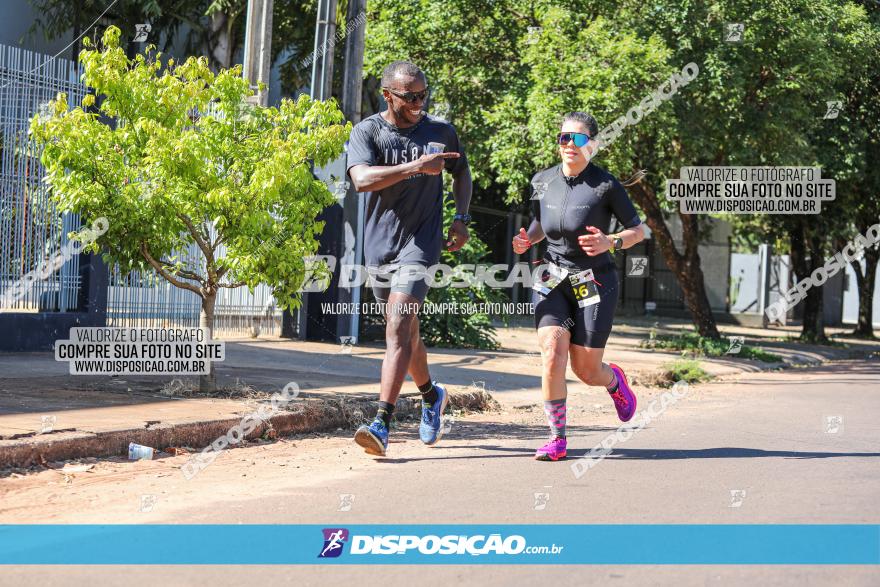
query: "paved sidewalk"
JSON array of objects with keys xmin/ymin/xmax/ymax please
[{"xmin": 1, "ymin": 321, "xmax": 876, "ymax": 468}]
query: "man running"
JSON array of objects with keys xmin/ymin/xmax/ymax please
[{"xmin": 346, "ymin": 61, "xmax": 473, "ymax": 456}]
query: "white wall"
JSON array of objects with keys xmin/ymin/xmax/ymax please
[
  {"xmin": 663, "ymin": 215, "xmax": 731, "ymax": 312},
  {"xmin": 1, "ymin": 1, "xmax": 75, "ymax": 55},
  {"xmin": 842, "ymin": 259, "xmax": 880, "ymax": 327}
]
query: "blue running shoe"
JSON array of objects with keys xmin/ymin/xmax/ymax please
[
  {"xmin": 354, "ymin": 419, "xmax": 389, "ymax": 456},
  {"xmin": 419, "ymin": 382, "xmax": 449, "ymax": 445}
]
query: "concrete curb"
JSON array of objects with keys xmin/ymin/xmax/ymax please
[{"xmin": 0, "ymin": 390, "xmax": 499, "ymax": 469}]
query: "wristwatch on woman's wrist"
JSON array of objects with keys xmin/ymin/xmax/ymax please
[
  {"xmin": 609, "ymin": 235, "xmax": 624, "ymax": 253},
  {"xmin": 453, "ymin": 213, "xmax": 472, "ymax": 226}
]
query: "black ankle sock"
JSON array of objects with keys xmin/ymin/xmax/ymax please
[
  {"xmin": 418, "ymin": 380, "xmax": 438, "ymax": 405},
  {"xmin": 376, "ymin": 401, "xmax": 395, "ymax": 427}
]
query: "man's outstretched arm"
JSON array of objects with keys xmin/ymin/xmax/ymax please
[{"xmin": 348, "ymin": 152, "xmax": 460, "ymax": 193}]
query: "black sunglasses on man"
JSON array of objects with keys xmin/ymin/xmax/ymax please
[{"xmin": 383, "ymin": 87, "xmax": 430, "ymax": 103}]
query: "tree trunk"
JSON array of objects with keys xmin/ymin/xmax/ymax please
[
  {"xmin": 210, "ymin": 11, "xmax": 234, "ymax": 70},
  {"xmin": 790, "ymin": 222, "xmax": 826, "ymax": 343},
  {"xmin": 71, "ymin": 2, "xmax": 81, "ymax": 62},
  {"xmin": 800, "ymin": 277, "xmax": 825, "ymax": 342},
  {"xmin": 852, "ymin": 245, "xmax": 878, "ymax": 338},
  {"xmin": 628, "ymin": 181, "xmax": 720, "ymax": 338},
  {"xmin": 199, "ymin": 293, "xmax": 217, "ymax": 393},
  {"xmin": 677, "ymin": 253, "xmax": 720, "ymax": 338}
]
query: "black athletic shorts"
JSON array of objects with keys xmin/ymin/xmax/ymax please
[
  {"xmin": 532, "ymin": 262, "xmax": 619, "ymax": 348},
  {"xmin": 368, "ymin": 264, "xmax": 432, "ymax": 304}
]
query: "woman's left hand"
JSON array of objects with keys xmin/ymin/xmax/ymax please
[{"xmin": 578, "ymin": 226, "xmax": 612, "ymax": 256}]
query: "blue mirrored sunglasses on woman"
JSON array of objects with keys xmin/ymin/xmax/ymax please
[{"xmin": 556, "ymin": 132, "xmax": 590, "ymax": 147}]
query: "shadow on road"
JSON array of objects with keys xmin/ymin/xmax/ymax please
[
  {"xmin": 379, "ymin": 444, "xmax": 880, "ymax": 464},
  {"xmin": 566, "ymin": 447, "xmax": 880, "ymax": 460},
  {"xmin": 375, "ymin": 421, "xmax": 619, "ymax": 463},
  {"xmin": 367, "ymin": 422, "xmax": 880, "ymax": 463}
]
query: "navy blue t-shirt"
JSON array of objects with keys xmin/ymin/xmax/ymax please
[{"xmin": 346, "ymin": 112, "xmax": 468, "ymax": 267}]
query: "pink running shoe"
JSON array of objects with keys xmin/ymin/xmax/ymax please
[
  {"xmin": 535, "ymin": 436, "xmax": 567, "ymax": 461},
  {"xmin": 608, "ymin": 363, "xmax": 637, "ymax": 422}
]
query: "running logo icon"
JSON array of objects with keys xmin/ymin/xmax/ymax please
[
  {"xmin": 339, "ymin": 336, "xmax": 356, "ymax": 354},
  {"xmin": 628, "ymin": 256, "xmax": 648, "ymax": 277},
  {"xmin": 526, "ymin": 26, "xmax": 542, "ymax": 45},
  {"xmin": 533, "ymin": 492, "xmax": 550, "ymax": 510},
  {"xmin": 724, "ymin": 23, "xmax": 744, "ymax": 43},
  {"xmin": 40, "ymin": 414, "xmax": 57, "ymax": 434},
  {"xmin": 531, "ymin": 181, "xmax": 548, "ymax": 201},
  {"xmin": 318, "ymin": 528, "xmax": 349, "ymax": 558},
  {"xmin": 139, "ymin": 494, "xmax": 158, "ymax": 513},
  {"xmin": 825, "ymin": 415, "xmax": 843, "ymax": 434},
  {"xmin": 133, "ymin": 24, "xmax": 152, "ymax": 42},
  {"xmin": 726, "ymin": 336, "xmax": 744, "ymax": 354},
  {"xmin": 823, "ymin": 101, "xmax": 842, "ymax": 120},
  {"xmin": 729, "ymin": 489, "xmax": 747, "ymax": 508},
  {"xmin": 338, "ymin": 494, "xmax": 355, "ymax": 511},
  {"xmin": 333, "ymin": 180, "xmax": 349, "ymax": 201},
  {"xmin": 440, "ymin": 415, "xmax": 456, "ymax": 436}
]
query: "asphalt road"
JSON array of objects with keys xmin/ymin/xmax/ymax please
[{"xmin": 1, "ymin": 360, "xmax": 878, "ymax": 585}]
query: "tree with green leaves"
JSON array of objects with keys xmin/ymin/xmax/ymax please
[
  {"xmin": 476, "ymin": 3, "xmax": 723, "ymax": 336},
  {"xmin": 719, "ymin": 0, "xmax": 880, "ymax": 341},
  {"xmin": 368, "ymin": 0, "xmax": 879, "ymax": 340},
  {"xmin": 836, "ymin": 1, "xmax": 880, "ymax": 338},
  {"xmin": 364, "ymin": 0, "xmax": 539, "ymax": 195},
  {"xmin": 366, "ymin": 0, "xmax": 712, "ymax": 332},
  {"xmin": 845, "ymin": 94, "xmax": 880, "ymax": 339},
  {"xmin": 523, "ymin": 1, "xmax": 877, "ymax": 340},
  {"xmin": 30, "ymin": 26, "xmax": 349, "ymax": 391}
]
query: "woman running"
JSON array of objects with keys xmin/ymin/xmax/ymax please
[{"xmin": 512, "ymin": 111, "xmax": 646, "ymax": 461}]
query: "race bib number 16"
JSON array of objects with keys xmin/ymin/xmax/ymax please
[{"xmin": 569, "ymin": 269, "xmax": 601, "ymax": 308}]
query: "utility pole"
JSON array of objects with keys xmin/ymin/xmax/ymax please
[
  {"xmin": 299, "ymin": 0, "xmax": 339, "ymax": 341},
  {"xmin": 336, "ymin": 0, "xmax": 367, "ymax": 344},
  {"xmin": 758, "ymin": 243, "xmax": 773, "ymax": 327},
  {"xmin": 242, "ymin": 0, "xmax": 273, "ymax": 106},
  {"xmin": 341, "ymin": 0, "xmax": 366, "ymax": 123},
  {"xmin": 301, "ymin": 0, "xmax": 369, "ymax": 344},
  {"xmin": 310, "ymin": 0, "xmax": 338, "ymax": 101}
]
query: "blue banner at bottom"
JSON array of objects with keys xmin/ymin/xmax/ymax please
[{"xmin": 0, "ymin": 525, "xmax": 877, "ymax": 564}]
